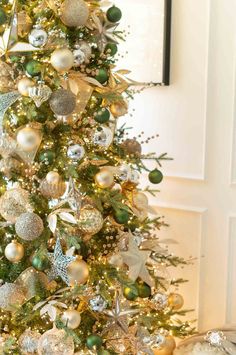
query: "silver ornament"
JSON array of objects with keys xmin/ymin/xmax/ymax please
[
  {"xmin": 37, "ymin": 327, "xmax": 74, "ymax": 355},
  {"xmin": 0, "ymin": 91, "xmax": 20, "ymax": 128},
  {"xmin": 19, "ymin": 329, "xmax": 41, "ymax": 355},
  {"xmin": 28, "ymin": 27, "xmax": 48, "ymax": 48},
  {"xmin": 0, "ymin": 188, "xmax": 32, "ymax": 223},
  {"xmin": 73, "ymin": 48, "xmax": 85, "ymax": 66},
  {"xmin": 49, "ymin": 89, "xmax": 76, "ymax": 116},
  {"xmin": 152, "ymin": 292, "xmax": 168, "ymax": 310},
  {"xmin": 15, "ymin": 212, "xmax": 44, "ymax": 241},
  {"xmin": 93, "ymin": 126, "xmax": 113, "ymax": 148},
  {"xmin": 67, "ymin": 144, "xmax": 85, "ymax": 160},
  {"xmin": 0, "ymin": 283, "xmax": 25, "ymax": 311},
  {"xmin": 89, "ymin": 295, "xmax": 108, "ymax": 312},
  {"xmin": 73, "ymin": 42, "xmax": 91, "ymax": 66},
  {"xmin": 28, "ymin": 83, "xmax": 52, "ymax": 107}
]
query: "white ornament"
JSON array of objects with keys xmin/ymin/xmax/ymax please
[
  {"xmin": 93, "ymin": 126, "xmax": 113, "ymax": 148},
  {"xmin": 61, "ymin": 309, "xmax": 81, "ymax": 329},
  {"xmin": 4, "ymin": 240, "xmax": 24, "ymax": 263},
  {"xmin": 67, "ymin": 144, "xmax": 85, "ymax": 160},
  {"xmin": 73, "ymin": 42, "xmax": 91, "ymax": 66},
  {"xmin": 28, "ymin": 27, "xmax": 48, "ymax": 47},
  {"xmin": 50, "ymin": 48, "xmax": 74, "ymax": 73},
  {"xmin": 16, "ymin": 126, "xmax": 41, "ymax": 152}
]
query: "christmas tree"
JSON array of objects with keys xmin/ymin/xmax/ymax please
[{"xmin": 0, "ymin": 0, "xmax": 194, "ymax": 354}]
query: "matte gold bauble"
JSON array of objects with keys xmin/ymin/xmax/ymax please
[
  {"xmin": 110, "ymin": 100, "xmax": 128, "ymax": 118},
  {"xmin": 61, "ymin": 309, "xmax": 81, "ymax": 329},
  {"xmin": 95, "ymin": 169, "xmax": 114, "ymax": 189},
  {"xmin": 168, "ymin": 293, "xmax": 184, "ymax": 310},
  {"xmin": 78, "ymin": 205, "xmax": 103, "ymax": 235},
  {"xmin": 67, "ymin": 259, "xmax": 89, "ymax": 286},
  {"xmin": 152, "ymin": 336, "xmax": 176, "ymax": 355},
  {"xmin": 60, "ymin": 0, "xmax": 89, "ymax": 27},
  {"xmin": 50, "ymin": 48, "xmax": 74, "ymax": 73},
  {"xmin": 17, "ymin": 78, "xmax": 34, "ymax": 96},
  {"xmin": 4, "ymin": 240, "xmax": 24, "ymax": 263}
]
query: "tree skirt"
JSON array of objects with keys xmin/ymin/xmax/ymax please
[{"xmin": 174, "ymin": 342, "xmax": 226, "ymax": 354}]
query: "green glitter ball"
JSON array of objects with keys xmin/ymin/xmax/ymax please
[
  {"xmin": 105, "ymin": 43, "xmax": 118, "ymax": 56},
  {"xmin": 94, "ymin": 108, "xmax": 110, "ymax": 123},
  {"xmin": 114, "ymin": 209, "xmax": 130, "ymax": 224},
  {"xmin": 86, "ymin": 335, "xmax": 103, "ymax": 350},
  {"xmin": 26, "ymin": 60, "xmax": 42, "ymax": 77},
  {"xmin": 95, "ymin": 68, "xmax": 109, "ymax": 84},
  {"xmin": 0, "ymin": 7, "xmax": 7, "ymax": 26},
  {"xmin": 39, "ymin": 150, "xmax": 56, "ymax": 164},
  {"xmin": 106, "ymin": 6, "xmax": 122, "ymax": 23},
  {"xmin": 148, "ymin": 169, "xmax": 163, "ymax": 184}
]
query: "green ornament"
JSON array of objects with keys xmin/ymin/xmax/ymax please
[
  {"xmin": 123, "ymin": 285, "xmax": 138, "ymax": 301},
  {"xmin": 148, "ymin": 169, "xmax": 163, "ymax": 184},
  {"xmin": 105, "ymin": 43, "xmax": 118, "ymax": 56},
  {"xmin": 106, "ymin": 6, "xmax": 122, "ymax": 23},
  {"xmin": 95, "ymin": 68, "xmax": 109, "ymax": 84},
  {"xmin": 32, "ymin": 254, "xmax": 50, "ymax": 271},
  {"xmin": 94, "ymin": 108, "xmax": 110, "ymax": 123},
  {"xmin": 86, "ymin": 335, "xmax": 103, "ymax": 350},
  {"xmin": 39, "ymin": 150, "xmax": 56, "ymax": 164},
  {"xmin": 0, "ymin": 7, "xmax": 7, "ymax": 26},
  {"xmin": 26, "ymin": 60, "xmax": 42, "ymax": 77},
  {"xmin": 98, "ymin": 350, "xmax": 111, "ymax": 355},
  {"xmin": 137, "ymin": 282, "xmax": 151, "ymax": 298},
  {"xmin": 114, "ymin": 209, "xmax": 130, "ymax": 224}
]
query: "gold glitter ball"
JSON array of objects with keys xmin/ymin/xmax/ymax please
[{"xmin": 78, "ymin": 205, "xmax": 103, "ymax": 235}]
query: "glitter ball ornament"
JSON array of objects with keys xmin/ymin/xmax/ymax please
[
  {"xmin": 4, "ymin": 240, "xmax": 24, "ymax": 263},
  {"xmin": 28, "ymin": 83, "xmax": 52, "ymax": 107},
  {"xmin": 16, "ymin": 126, "xmax": 41, "ymax": 152},
  {"xmin": 37, "ymin": 327, "xmax": 74, "ymax": 355},
  {"xmin": 73, "ymin": 42, "xmax": 91, "ymax": 66},
  {"xmin": 95, "ymin": 169, "xmax": 114, "ymax": 188},
  {"xmin": 0, "ymin": 283, "xmax": 25, "ymax": 311},
  {"xmin": 121, "ymin": 138, "xmax": 142, "ymax": 157},
  {"xmin": 49, "ymin": 89, "xmax": 76, "ymax": 116},
  {"xmin": 19, "ymin": 329, "xmax": 41, "ymax": 355},
  {"xmin": 50, "ymin": 48, "xmax": 74, "ymax": 73},
  {"xmin": 106, "ymin": 6, "xmax": 122, "ymax": 23},
  {"xmin": 93, "ymin": 126, "xmax": 113, "ymax": 148},
  {"xmin": 67, "ymin": 144, "xmax": 85, "ymax": 160},
  {"xmin": 0, "ymin": 188, "xmax": 32, "ymax": 223},
  {"xmin": 28, "ymin": 27, "xmax": 48, "ymax": 47},
  {"xmin": 61, "ymin": 309, "xmax": 81, "ymax": 329},
  {"xmin": 18, "ymin": 78, "xmax": 35, "ymax": 96},
  {"xmin": 67, "ymin": 259, "xmax": 89, "ymax": 286},
  {"xmin": 60, "ymin": 0, "xmax": 89, "ymax": 27},
  {"xmin": 78, "ymin": 205, "xmax": 103, "ymax": 235},
  {"xmin": 152, "ymin": 293, "xmax": 168, "ymax": 310},
  {"xmin": 168, "ymin": 293, "xmax": 184, "ymax": 310},
  {"xmin": 26, "ymin": 60, "xmax": 42, "ymax": 77},
  {"xmin": 16, "ymin": 267, "xmax": 50, "ymax": 300},
  {"xmin": 89, "ymin": 295, "xmax": 108, "ymax": 312},
  {"xmin": 15, "ymin": 212, "xmax": 44, "ymax": 241}
]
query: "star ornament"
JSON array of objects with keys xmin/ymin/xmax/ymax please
[
  {"xmin": 47, "ymin": 238, "xmax": 76, "ymax": 286},
  {"xmin": 120, "ymin": 237, "xmax": 154, "ymax": 287}
]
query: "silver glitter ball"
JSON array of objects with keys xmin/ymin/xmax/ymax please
[
  {"xmin": 28, "ymin": 28, "xmax": 48, "ymax": 48},
  {"xmin": 0, "ymin": 283, "xmax": 26, "ymax": 311},
  {"xmin": 89, "ymin": 295, "xmax": 107, "ymax": 312},
  {"xmin": 93, "ymin": 126, "xmax": 113, "ymax": 148},
  {"xmin": 15, "ymin": 212, "xmax": 44, "ymax": 241},
  {"xmin": 67, "ymin": 144, "xmax": 85, "ymax": 160},
  {"xmin": 49, "ymin": 89, "xmax": 76, "ymax": 116},
  {"xmin": 19, "ymin": 329, "xmax": 41, "ymax": 355}
]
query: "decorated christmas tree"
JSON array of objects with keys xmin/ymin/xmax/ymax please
[{"xmin": 0, "ymin": 0, "xmax": 194, "ymax": 354}]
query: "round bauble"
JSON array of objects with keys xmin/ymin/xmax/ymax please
[
  {"xmin": 121, "ymin": 138, "xmax": 142, "ymax": 157},
  {"xmin": 73, "ymin": 42, "xmax": 91, "ymax": 66},
  {"xmin": 0, "ymin": 188, "xmax": 31, "ymax": 223},
  {"xmin": 16, "ymin": 126, "xmax": 41, "ymax": 152},
  {"xmin": 28, "ymin": 27, "xmax": 48, "ymax": 47},
  {"xmin": 37, "ymin": 327, "xmax": 74, "ymax": 355},
  {"xmin": 110, "ymin": 100, "xmax": 128, "ymax": 117},
  {"xmin": 132, "ymin": 191, "xmax": 148, "ymax": 210},
  {"xmin": 28, "ymin": 83, "xmax": 52, "ymax": 108},
  {"xmin": 50, "ymin": 48, "xmax": 74, "ymax": 72},
  {"xmin": 0, "ymin": 157, "xmax": 22, "ymax": 177},
  {"xmin": 78, "ymin": 206, "xmax": 103, "ymax": 235},
  {"xmin": 0, "ymin": 283, "xmax": 25, "ymax": 312},
  {"xmin": 16, "ymin": 267, "xmax": 50, "ymax": 300},
  {"xmin": 26, "ymin": 60, "xmax": 42, "ymax": 77},
  {"xmin": 94, "ymin": 108, "xmax": 110, "ymax": 124},
  {"xmin": 168, "ymin": 293, "xmax": 184, "ymax": 310},
  {"xmin": 97, "ymin": 350, "xmax": 110, "ymax": 355},
  {"xmin": 60, "ymin": 0, "xmax": 89, "ymax": 27},
  {"xmin": 18, "ymin": 78, "xmax": 34, "ymax": 96},
  {"xmin": 86, "ymin": 335, "xmax": 103, "ymax": 350},
  {"xmin": 95, "ymin": 169, "xmax": 114, "ymax": 189},
  {"xmin": 152, "ymin": 293, "xmax": 168, "ymax": 310},
  {"xmin": 152, "ymin": 336, "xmax": 176, "ymax": 355},
  {"xmin": 89, "ymin": 295, "xmax": 107, "ymax": 312},
  {"xmin": 40, "ymin": 178, "xmax": 66, "ymax": 199},
  {"xmin": 5, "ymin": 240, "xmax": 24, "ymax": 263},
  {"xmin": 105, "ymin": 43, "xmax": 118, "ymax": 56},
  {"xmin": 61, "ymin": 309, "xmax": 81, "ymax": 329},
  {"xmin": 137, "ymin": 282, "xmax": 151, "ymax": 298},
  {"xmin": 106, "ymin": 6, "xmax": 122, "ymax": 23},
  {"xmin": 67, "ymin": 259, "xmax": 89, "ymax": 286},
  {"xmin": 15, "ymin": 212, "xmax": 44, "ymax": 241},
  {"xmin": 49, "ymin": 89, "xmax": 76, "ymax": 116},
  {"xmin": 123, "ymin": 285, "xmax": 138, "ymax": 301},
  {"xmin": 0, "ymin": 7, "xmax": 7, "ymax": 25},
  {"xmin": 46, "ymin": 171, "xmax": 60, "ymax": 184},
  {"xmin": 95, "ymin": 68, "xmax": 109, "ymax": 84},
  {"xmin": 148, "ymin": 169, "xmax": 163, "ymax": 184},
  {"xmin": 67, "ymin": 144, "xmax": 85, "ymax": 160},
  {"xmin": 93, "ymin": 126, "xmax": 113, "ymax": 148},
  {"xmin": 114, "ymin": 209, "xmax": 130, "ymax": 224},
  {"xmin": 19, "ymin": 329, "xmax": 41, "ymax": 355},
  {"xmin": 39, "ymin": 149, "xmax": 56, "ymax": 164},
  {"xmin": 32, "ymin": 254, "xmax": 50, "ymax": 271}
]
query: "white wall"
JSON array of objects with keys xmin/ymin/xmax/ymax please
[{"xmin": 118, "ymin": 0, "xmax": 236, "ymax": 331}]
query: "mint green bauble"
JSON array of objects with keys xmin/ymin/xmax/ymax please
[
  {"xmin": 32, "ymin": 254, "xmax": 50, "ymax": 271},
  {"xmin": 148, "ymin": 169, "xmax": 163, "ymax": 184},
  {"xmin": 86, "ymin": 335, "xmax": 103, "ymax": 350},
  {"xmin": 95, "ymin": 68, "xmax": 109, "ymax": 84},
  {"xmin": 114, "ymin": 209, "xmax": 130, "ymax": 224},
  {"xmin": 137, "ymin": 282, "xmax": 151, "ymax": 298},
  {"xmin": 0, "ymin": 7, "xmax": 7, "ymax": 25},
  {"xmin": 94, "ymin": 109, "xmax": 110, "ymax": 123},
  {"xmin": 39, "ymin": 150, "xmax": 56, "ymax": 164},
  {"xmin": 105, "ymin": 43, "xmax": 118, "ymax": 56},
  {"xmin": 26, "ymin": 60, "xmax": 42, "ymax": 77},
  {"xmin": 106, "ymin": 6, "xmax": 122, "ymax": 23}
]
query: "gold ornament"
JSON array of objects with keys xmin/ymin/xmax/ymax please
[
  {"xmin": 0, "ymin": 61, "xmax": 15, "ymax": 91},
  {"xmin": 0, "ymin": 157, "xmax": 22, "ymax": 178},
  {"xmin": 16, "ymin": 126, "xmax": 42, "ymax": 152},
  {"xmin": 60, "ymin": 0, "xmax": 89, "ymax": 27},
  {"xmin": 0, "ymin": 188, "xmax": 32, "ymax": 223},
  {"xmin": 168, "ymin": 293, "xmax": 184, "ymax": 310},
  {"xmin": 152, "ymin": 336, "xmax": 176, "ymax": 355},
  {"xmin": 0, "ymin": 283, "xmax": 26, "ymax": 312},
  {"xmin": 17, "ymin": 11, "xmax": 33, "ymax": 37},
  {"xmin": 4, "ymin": 240, "xmax": 24, "ymax": 263},
  {"xmin": 78, "ymin": 205, "xmax": 103, "ymax": 235},
  {"xmin": 50, "ymin": 48, "xmax": 74, "ymax": 73},
  {"xmin": 95, "ymin": 168, "xmax": 114, "ymax": 188},
  {"xmin": 28, "ymin": 82, "xmax": 52, "ymax": 107},
  {"xmin": 40, "ymin": 176, "xmax": 66, "ymax": 199},
  {"xmin": 110, "ymin": 100, "xmax": 128, "ymax": 118},
  {"xmin": 121, "ymin": 138, "xmax": 142, "ymax": 157},
  {"xmin": 15, "ymin": 212, "xmax": 44, "ymax": 241},
  {"xmin": 61, "ymin": 309, "xmax": 81, "ymax": 329},
  {"xmin": 17, "ymin": 78, "xmax": 35, "ymax": 96},
  {"xmin": 67, "ymin": 259, "xmax": 89, "ymax": 286}
]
